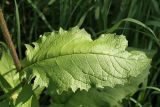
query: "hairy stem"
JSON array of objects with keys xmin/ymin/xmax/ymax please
[{"xmin": 0, "ymin": 9, "xmax": 22, "ymax": 72}]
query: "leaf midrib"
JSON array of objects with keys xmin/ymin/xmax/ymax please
[{"xmin": 23, "ymin": 52, "xmax": 148, "ymax": 72}]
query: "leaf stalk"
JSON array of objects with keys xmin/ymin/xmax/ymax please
[{"xmin": 0, "ymin": 9, "xmax": 21, "ymax": 72}]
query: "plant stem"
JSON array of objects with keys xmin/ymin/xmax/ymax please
[{"xmin": 0, "ymin": 9, "xmax": 22, "ymax": 72}]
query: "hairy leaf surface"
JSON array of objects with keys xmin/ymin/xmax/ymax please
[
  {"xmin": 49, "ymin": 66, "xmax": 149, "ymax": 107},
  {"xmin": 24, "ymin": 27, "xmax": 151, "ymax": 93}
]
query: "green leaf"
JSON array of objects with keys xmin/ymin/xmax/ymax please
[
  {"xmin": 126, "ymin": 47, "xmax": 157, "ymax": 59},
  {"xmin": 15, "ymin": 84, "xmax": 39, "ymax": 107},
  {"xmin": 32, "ymin": 69, "xmax": 49, "ymax": 98},
  {"xmin": 49, "ymin": 65, "xmax": 149, "ymax": 107},
  {"xmin": 0, "ymin": 99, "xmax": 14, "ymax": 107},
  {"xmin": 0, "ymin": 74, "xmax": 12, "ymax": 92},
  {"xmin": 24, "ymin": 27, "xmax": 151, "ymax": 93},
  {"xmin": 0, "ymin": 50, "xmax": 20, "ymax": 92}
]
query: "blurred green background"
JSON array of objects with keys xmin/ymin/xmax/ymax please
[{"xmin": 0, "ymin": 0, "xmax": 160, "ymax": 106}]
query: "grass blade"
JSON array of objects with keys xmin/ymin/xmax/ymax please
[
  {"xmin": 98, "ymin": 18, "xmax": 160, "ymax": 46},
  {"xmin": 14, "ymin": 0, "xmax": 22, "ymax": 59},
  {"xmin": 27, "ymin": 0, "xmax": 53, "ymax": 31}
]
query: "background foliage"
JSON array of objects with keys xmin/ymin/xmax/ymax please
[{"xmin": 0, "ymin": 0, "xmax": 160, "ymax": 106}]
